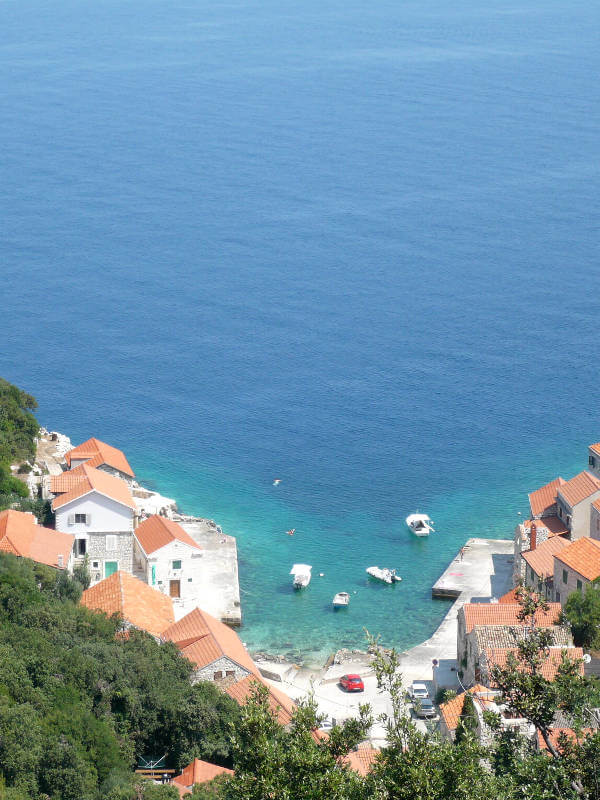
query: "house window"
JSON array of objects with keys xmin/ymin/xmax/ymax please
[
  {"xmin": 556, "ymin": 591, "xmax": 560, "ymax": 602},
  {"xmin": 187, "ymin": 578, "xmax": 192, "ymax": 582},
  {"xmin": 106, "ymin": 535, "xmax": 117, "ymax": 551},
  {"xmin": 537, "ymin": 581, "xmax": 542, "ymax": 593},
  {"xmin": 92, "ymin": 561, "xmax": 99, "ymax": 569},
  {"xmin": 226, "ymin": 670, "xmax": 235, "ymax": 677},
  {"xmin": 75, "ymin": 513, "xmax": 87, "ymax": 524},
  {"xmin": 577, "ymin": 580, "xmax": 583, "ymax": 592},
  {"xmin": 172, "ymin": 560, "xmax": 182, "ymax": 570},
  {"xmin": 563, "ymin": 569, "xmax": 568, "ymax": 584},
  {"xmin": 76, "ymin": 539, "xmax": 86, "ymax": 556},
  {"xmin": 213, "ymin": 671, "xmax": 223, "ymax": 680},
  {"xmin": 590, "ymin": 456, "xmax": 596, "ymax": 467}
]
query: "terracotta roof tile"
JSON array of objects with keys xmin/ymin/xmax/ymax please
[
  {"xmin": 524, "ymin": 516, "xmax": 569, "ymax": 538},
  {"xmin": 473, "ymin": 625, "xmax": 572, "ymax": 651},
  {"xmin": 537, "ymin": 728, "xmax": 594, "ymax": 752},
  {"xmin": 173, "ymin": 759, "xmax": 233, "ymax": 789},
  {"xmin": 529, "ymin": 478, "xmax": 565, "ymax": 518},
  {"xmin": 439, "ymin": 685, "xmax": 496, "ymax": 731},
  {"xmin": 462, "ymin": 603, "xmax": 561, "ymax": 633},
  {"xmin": 162, "ymin": 607, "xmax": 257, "ymax": 675},
  {"xmin": 498, "ymin": 589, "xmax": 520, "ymax": 604},
  {"xmin": 342, "ymin": 747, "xmax": 380, "ymax": 776},
  {"xmin": 52, "ymin": 464, "xmax": 136, "ymax": 511},
  {"xmin": 590, "ymin": 443, "xmax": 600, "ymax": 457},
  {"xmin": 523, "ymin": 536, "xmax": 570, "ymax": 580},
  {"xmin": 225, "ymin": 675, "xmax": 295, "ymax": 726},
  {"xmin": 554, "ymin": 537, "xmax": 600, "ymax": 582},
  {"xmin": 65, "ymin": 437, "xmax": 135, "ymax": 477},
  {"xmin": 483, "ymin": 647, "xmax": 584, "ymax": 684},
  {"xmin": 135, "ymin": 516, "xmax": 201, "ymax": 556},
  {"xmin": 0, "ymin": 510, "xmax": 74, "ymax": 569},
  {"xmin": 558, "ymin": 471, "xmax": 600, "ymax": 509},
  {"xmin": 81, "ymin": 571, "xmax": 174, "ymax": 637},
  {"xmin": 50, "ymin": 463, "xmax": 89, "ymax": 494}
]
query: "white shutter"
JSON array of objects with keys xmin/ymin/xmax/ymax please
[
  {"xmin": 68, "ymin": 515, "xmax": 74, "ymax": 526},
  {"xmin": 106, "ymin": 535, "xmax": 117, "ymax": 551},
  {"xmin": 86, "ymin": 515, "xmax": 91, "ymax": 526}
]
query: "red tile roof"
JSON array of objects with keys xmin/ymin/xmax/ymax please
[
  {"xmin": 554, "ymin": 537, "xmax": 600, "ymax": 582},
  {"xmin": 558, "ymin": 471, "xmax": 600, "ymax": 508},
  {"xmin": 50, "ymin": 463, "xmax": 89, "ymax": 494},
  {"xmin": 52, "ymin": 464, "xmax": 136, "ymax": 511},
  {"xmin": 524, "ymin": 516, "xmax": 569, "ymax": 538},
  {"xmin": 589, "ymin": 443, "xmax": 600, "ymax": 456},
  {"xmin": 522, "ymin": 536, "xmax": 570, "ymax": 580},
  {"xmin": 439, "ymin": 685, "xmax": 496, "ymax": 731},
  {"xmin": 173, "ymin": 759, "xmax": 233, "ymax": 789},
  {"xmin": 529, "ymin": 478, "xmax": 565, "ymax": 518},
  {"xmin": 225, "ymin": 674, "xmax": 295, "ymax": 726},
  {"xmin": 498, "ymin": 589, "xmax": 519, "ymax": 604},
  {"xmin": 65, "ymin": 437, "xmax": 135, "ymax": 477},
  {"xmin": 81, "ymin": 571, "xmax": 174, "ymax": 636},
  {"xmin": 162, "ymin": 607, "xmax": 257, "ymax": 675},
  {"xmin": 342, "ymin": 747, "xmax": 380, "ymax": 776},
  {"xmin": 0, "ymin": 510, "xmax": 74, "ymax": 569},
  {"xmin": 484, "ymin": 647, "xmax": 584, "ymax": 683},
  {"xmin": 462, "ymin": 603, "xmax": 561, "ymax": 633},
  {"xmin": 537, "ymin": 728, "xmax": 593, "ymax": 752},
  {"xmin": 135, "ymin": 516, "xmax": 201, "ymax": 556}
]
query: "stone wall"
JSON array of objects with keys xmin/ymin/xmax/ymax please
[
  {"xmin": 87, "ymin": 532, "xmax": 134, "ymax": 583},
  {"xmin": 190, "ymin": 656, "xmax": 251, "ymax": 685}
]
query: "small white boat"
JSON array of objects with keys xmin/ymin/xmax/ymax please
[
  {"xmin": 366, "ymin": 566, "xmax": 401, "ymax": 584},
  {"xmin": 290, "ymin": 563, "xmax": 312, "ymax": 589},
  {"xmin": 333, "ymin": 591, "xmax": 350, "ymax": 608},
  {"xmin": 406, "ymin": 512, "xmax": 434, "ymax": 537}
]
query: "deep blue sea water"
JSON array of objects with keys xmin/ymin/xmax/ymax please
[{"xmin": 1, "ymin": 0, "xmax": 599, "ymax": 664}]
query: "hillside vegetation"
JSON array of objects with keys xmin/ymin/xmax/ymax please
[
  {"xmin": 0, "ymin": 554, "xmax": 239, "ymax": 800},
  {"xmin": 0, "ymin": 378, "xmax": 39, "ymax": 511}
]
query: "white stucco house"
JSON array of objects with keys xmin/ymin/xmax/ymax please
[
  {"xmin": 52, "ymin": 464, "xmax": 137, "ymax": 583},
  {"xmin": 133, "ymin": 515, "xmax": 203, "ymax": 602}
]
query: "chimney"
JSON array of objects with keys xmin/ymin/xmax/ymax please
[
  {"xmin": 530, "ymin": 523, "xmax": 537, "ymax": 551},
  {"xmin": 57, "ymin": 554, "xmax": 64, "ymax": 568}
]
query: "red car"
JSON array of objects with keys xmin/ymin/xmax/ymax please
[{"xmin": 339, "ymin": 674, "xmax": 364, "ymax": 692}]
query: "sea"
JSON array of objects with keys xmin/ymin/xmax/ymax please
[{"xmin": 1, "ymin": 0, "xmax": 599, "ymax": 666}]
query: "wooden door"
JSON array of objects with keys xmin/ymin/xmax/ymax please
[{"xmin": 169, "ymin": 580, "xmax": 181, "ymax": 598}]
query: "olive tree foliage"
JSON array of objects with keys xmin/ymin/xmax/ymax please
[
  {"xmin": 223, "ymin": 682, "xmax": 371, "ymax": 800},
  {"xmin": 490, "ymin": 583, "xmax": 599, "ymax": 799}
]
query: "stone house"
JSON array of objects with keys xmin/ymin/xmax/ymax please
[
  {"xmin": 80, "ymin": 570, "xmax": 175, "ymax": 638},
  {"xmin": 478, "ymin": 644, "xmax": 583, "ymax": 687},
  {"xmin": 0, "ymin": 509, "xmax": 74, "ymax": 571},
  {"xmin": 438, "ymin": 685, "xmax": 533, "ymax": 743},
  {"xmin": 589, "ymin": 499, "xmax": 600, "ymax": 542},
  {"xmin": 513, "ymin": 478, "xmax": 568, "ymax": 583},
  {"xmin": 587, "ymin": 443, "xmax": 600, "ymax": 481},
  {"xmin": 555, "ymin": 471, "xmax": 600, "ymax": 541},
  {"xmin": 457, "ymin": 602, "xmax": 562, "ymax": 685},
  {"xmin": 553, "ymin": 536, "xmax": 600, "ymax": 605},
  {"xmin": 52, "ymin": 464, "xmax": 137, "ymax": 583},
  {"xmin": 133, "ymin": 515, "xmax": 203, "ymax": 603},
  {"xmin": 63, "ymin": 437, "xmax": 136, "ymax": 485},
  {"xmin": 161, "ymin": 606, "xmax": 296, "ymax": 726},
  {"xmin": 521, "ymin": 534, "xmax": 570, "ymax": 599}
]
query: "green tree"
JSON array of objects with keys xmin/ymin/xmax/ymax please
[{"xmin": 563, "ymin": 582, "xmax": 600, "ymax": 650}]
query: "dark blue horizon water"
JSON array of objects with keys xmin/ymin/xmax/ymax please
[{"xmin": 2, "ymin": 0, "xmax": 599, "ymax": 664}]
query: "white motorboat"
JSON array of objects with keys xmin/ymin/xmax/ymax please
[
  {"xmin": 366, "ymin": 566, "xmax": 401, "ymax": 584},
  {"xmin": 290, "ymin": 563, "xmax": 312, "ymax": 589},
  {"xmin": 332, "ymin": 591, "xmax": 350, "ymax": 608},
  {"xmin": 405, "ymin": 512, "xmax": 434, "ymax": 537}
]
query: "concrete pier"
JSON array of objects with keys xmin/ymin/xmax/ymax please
[{"xmin": 178, "ymin": 517, "xmax": 242, "ymax": 626}]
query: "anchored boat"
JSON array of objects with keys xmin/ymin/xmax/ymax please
[
  {"xmin": 406, "ymin": 512, "xmax": 434, "ymax": 537},
  {"xmin": 333, "ymin": 591, "xmax": 350, "ymax": 608},
  {"xmin": 366, "ymin": 566, "xmax": 401, "ymax": 584},
  {"xmin": 290, "ymin": 563, "xmax": 312, "ymax": 589}
]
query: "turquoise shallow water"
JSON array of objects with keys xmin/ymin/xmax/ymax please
[{"xmin": 1, "ymin": 0, "xmax": 599, "ymax": 664}]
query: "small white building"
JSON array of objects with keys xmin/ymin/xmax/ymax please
[
  {"xmin": 52, "ymin": 464, "xmax": 137, "ymax": 583},
  {"xmin": 133, "ymin": 515, "xmax": 203, "ymax": 602}
]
